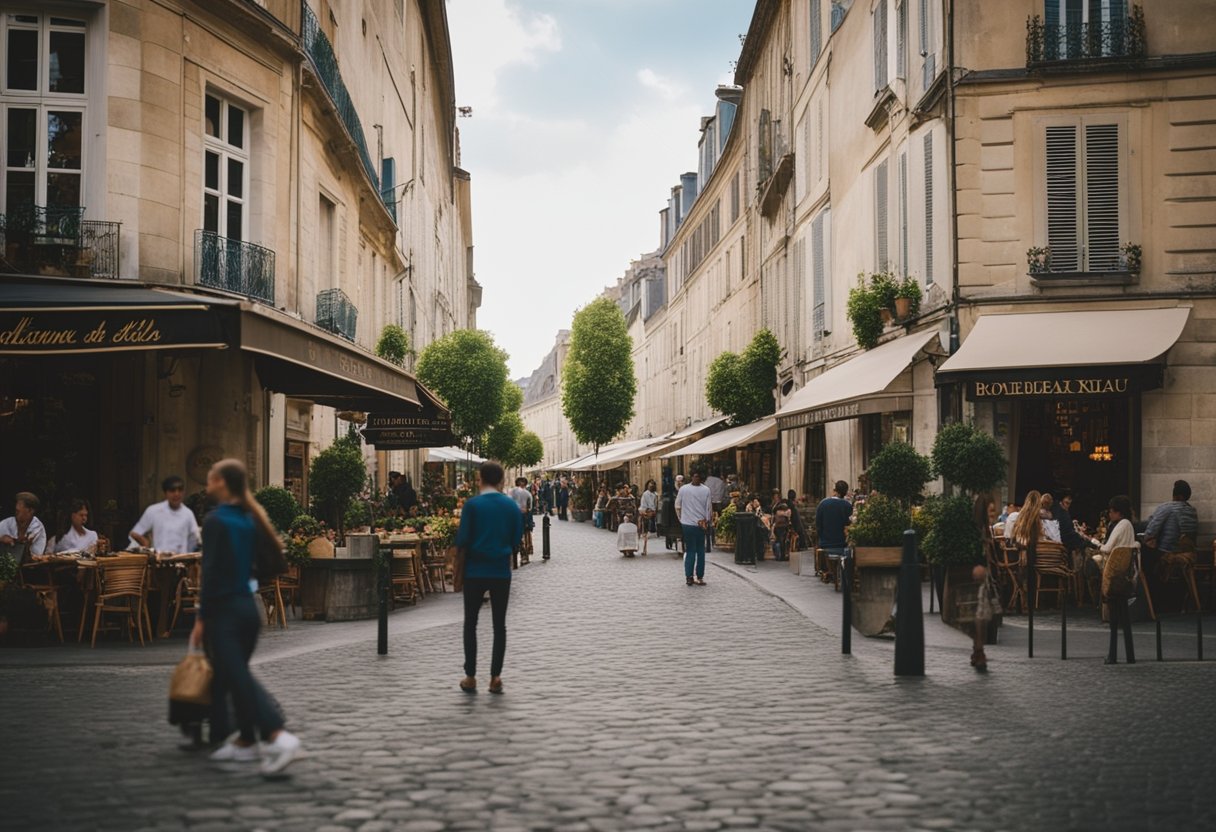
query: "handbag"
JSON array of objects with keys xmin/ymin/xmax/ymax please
[
  {"xmin": 169, "ymin": 647, "xmax": 213, "ymax": 706},
  {"xmin": 1102, "ymin": 546, "xmax": 1139, "ymax": 599},
  {"xmin": 452, "ymin": 547, "xmax": 466, "ymax": 592}
]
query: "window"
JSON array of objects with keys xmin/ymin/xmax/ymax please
[
  {"xmin": 815, "ymin": 99, "xmax": 825, "ymax": 184},
  {"xmin": 1044, "ymin": 0, "xmax": 1129, "ymax": 60},
  {"xmin": 875, "ymin": 159, "xmax": 889, "ymax": 271},
  {"xmin": 730, "ymin": 171, "xmax": 740, "ymax": 223},
  {"xmin": 1044, "ymin": 120, "xmax": 1122, "ymax": 271},
  {"xmin": 318, "ymin": 195, "xmax": 336, "ymax": 287},
  {"xmin": 924, "ymin": 132, "xmax": 934, "ymax": 283},
  {"xmin": 919, "ymin": 0, "xmax": 936, "ymax": 91},
  {"xmin": 758, "ymin": 108, "xmax": 773, "ymax": 182},
  {"xmin": 899, "ymin": 150, "xmax": 908, "ymax": 276},
  {"xmin": 203, "ymin": 93, "xmax": 249, "ymax": 241},
  {"xmin": 873, "ymin": 0, "xmax": 889, "ymax": 92},
  {"xmin": 810, "ymin": 0, "xmax": 823, "ymax": 65},
  {"xmin": 1, "ymin": 13, "xmax": 88, "ymax": 213},
  {"xmin": 812, "ymin": 209, "xmax": 829, "ymax": 342},
  {"xmin": 805, "ymin": 425, "xmax": 827, "ymax": 501},
  {"xmin": 897, "ymin": 0, "xmax": 907, "ymax": 80}
]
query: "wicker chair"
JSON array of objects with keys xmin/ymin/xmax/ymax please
[
  {"xmin": 1033, "ymin": 541, "xmax": 1075, "ymax": 610},
  {"xmin": 89, "ymin": 555, "xmax": 152, "ymax": 647},
  {"xmin": 993, "ymin": 540, "xmax": 1026, "ymax": 614},
  {"xmin": 1158, "ymin": 535, "xmax": 1202, "ymax": 613},
  {"xmin": 422, "ymin": 542, "xmax": 448, "ymax": 593},
  {"xmin": 169, "ymin": 562, "xmax": 202, "ymax": 632},
  {"xmin": 18, "ymin": 556, "xmax": 63, "ymax": 643},
  {"xmin": 390, "ymin": 554, "xmax": 422, "ymax": 605},
  {"xmin": 258, "ymin": 578, "xmax": 289, "ymax": 629}
]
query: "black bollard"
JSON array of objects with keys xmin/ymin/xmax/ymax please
[
  {"xmin": 1199, "ymin": 612, "xmax": 1205, "ymax": 661},
  {"xmin": 894, "ymin": 529, "xmax": 925, "ymax": 677},
  {"xmin": 840, "ymin": 551, "xmax": 853, "ymax": 655},
  {"xmin": 1027, "ymin": 546, "xmax": 1036, "ymax": 658},
  {"xmin": 1156, "ymin": 617, "xmax": 1163, "ymax": 661},
  {"xmin": 377, "ymin": 540, "xmax": 389, "ymax": 656},
  {"xmin": 542, "ymin": 514, "xmax": 551, "ymax": 561}
]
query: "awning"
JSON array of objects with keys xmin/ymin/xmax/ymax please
[
  {"xmin": 427, "ymin": 446, "xmax": 485, "ymax": 464},
  {"xmin": 776, "ymin": 330, "xmax": 943, "ymax": 431},
  {"xmin": 935, "ymin": 308, "xmax": 1190, "ymax": 394},
  {"xmin": 568, "ymin": 436, "xmax": 671, "ymax": 471},
  {"xmin": 0, "ymin": 275, "xmax": 237, "ymax": 354},
  {"xmin": 667, "ymin": 415, "xmax": 728, "ymax": 441},
  {"xmin": 662, "ymin": 418, "xmax": 777, "ymax": 458},
  {"xmin": 550, "ymin": 451, "xmax": 595, "ymax": 471}
]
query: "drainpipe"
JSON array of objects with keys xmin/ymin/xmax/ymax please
[{"xmin": 945, "ymin": 0, "xmax": 963, "ymax": 427}]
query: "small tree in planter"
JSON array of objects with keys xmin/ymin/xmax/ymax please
[
  {"xmin": 847, "ymin": 494, "xmax": 911, "ymax": 563},
  {"xmin": 865, "ymin": 442, "xmax": 932, "ymax": 508},
  {"xmin": 869, "ymin": 270, "xmax": 899, "ymax": 323},
  {"xmin": 255, "ymin": 486, "xmax": 301, "ymax": 534},
  {"xmin": 309, "ymin": 428, "xmax": 368, "ymax": 539},
  {"xmin": 847, "ymin": 276, "xmax": 885, "ymax": 349}
]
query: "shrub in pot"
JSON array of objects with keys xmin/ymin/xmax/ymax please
[
  {"xmin": 931, "ymin": 423, "xmax": 1007, "ymax": 495},
  {"xmin": 894, "ymin": 276, "xmax": 922, "ymax": 320},
  {"xmin": 865, "ymin": 442, "xmax": 932, "ymax": 507},
  {"xmin": 848, "ymin": 494, "xmax": 911, "ymax": 567},
  {"xmin": 715, "ymin": 502, "xmax": 738, "ymax": 549},
  {"xmin": 920, "ymin": 493, "xmax": 987, "ymax": 627},
  {"xmin": 256, "ymin": 486, "xmax": 301, "ymax": 534}
]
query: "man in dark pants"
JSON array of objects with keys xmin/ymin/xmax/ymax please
[{"xmin": 456, "ymin": 461, "xmax": 523, "ymax": 695}]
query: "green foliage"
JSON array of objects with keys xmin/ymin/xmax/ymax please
[
  {"xmin": 374, "ymin": 324, "xmax": 411, "ymax": 367},
  {"xmin": 285, "ymin": 514, "xmax": 324, "ymax": 565},
  {"xmin": 485, "ymin": 410, "xmax": 524, "ymax": 463},
  {"xmin": 931, "ymin": 422, "xmax": 1007, "ymax": 495},
  {"xmin": 895, "ymin": 275, "xmax": 922, "ymax": 316},
  {"xmin": 255, "ymin": 486, "xmax": 301, "ymax": 534},
  {"xmin": 866, "ymin": 442, "xmax": 932, "ymax": 505},
  {"xmin": 847, "ymin": 275, "xmax": 885, "ymax": 350},
  {"xmin": 847, "ymin": 494, "xmax": 911, "ymax": 547},
  {"xmin": 417, "ymin": 329, "xmax": 510, "ymax": 443},
  {"xmin": 309, "ymin": 435, "xmax": 367, "ymax": 532},
  {"xmin": 509, "ymin": 431, "xmax": 544, "ymax": 469},
  {"xmin": 705, "ymin": 328, "xmax": 782, "ymax": 425},
  {"xmin": 572, "ymin": 477, "xmax": 595, "ymax": 512},
  {"xmin": 562, "ymin": 297, "xmax": 637, "ymax": 451},
  {"xmin": 344, "ymin": 500, "xmax": 372, "ymax": 530},
  {"xmin": 715, "ymin": 502, "xmax": 738, "ymax": 543},
  {"xmin": 920, "ymin": 493, "xmax": 984, "ymax": 566},
  {"xmin": 869, "ymin": 270, "xmax": 899, "ymax": 311},
  {"xmin": 0, "ymin": 552, "xmax": 17, "ymax": 583}
]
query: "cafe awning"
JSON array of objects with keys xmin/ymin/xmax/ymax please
[
  {"xmin": 776, "ymin": 330, "xmax": 944, "ymax": 431},
  {"xmin": 568, "ymin": 436, "xmax": 672, "ymax": 471},
  {"xmin": 935, "ymin": 307, "xmax": 1191, "ymax": 384},
  {"xmin": 662, "ymin": 418, "xmax": 777, "ymax": 458},
  {"xmin": 667, "ymin": 416, "xmax": 728, "ymax": 441},
  {"xmin": 550, "ymin": 451, "xmax": 595, "ymax": 471},
  {"xmin": 427, "ymin": 446, "xmax": 485, "ymax": 464}
]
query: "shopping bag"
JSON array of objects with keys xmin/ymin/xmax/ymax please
[{"xmin": 169, "ymin": 647, "xmax": 213, "ymax": 706}]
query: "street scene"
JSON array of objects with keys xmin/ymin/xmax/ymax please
[{"xmin": 2, "ymin": 0, "xmax": 1216, "ymax": 830}]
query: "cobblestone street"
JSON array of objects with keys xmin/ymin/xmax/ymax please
[{"xmin": 2, "ymin": 518, "xmax": 1213, "ymax": 832}]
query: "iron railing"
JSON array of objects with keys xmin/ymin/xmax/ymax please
[
  {"xmin": 301, "ymin": 3, "xmax": 395, "ymax": 220},
  {"xmin": 1027, "ymin": 5, "xmax": 1146, "ymax": 66},
  {"xmin": 195, "ymin": 230, "xmax": 276, "ymax": 304},
  {"xmin": 0, "ymin": 206, "xmax": 121, "ymax": 278},
  {"xmin": 316, "ymin": 287, "xmax": 358, "ymax": 341}
]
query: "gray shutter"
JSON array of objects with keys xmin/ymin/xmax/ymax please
[
  {"xmin": 919, "ymin": 0, "xmax": 928, "ymax": 52},
  {"xmin": 812, "ymin": 212, "xmax": 825, "ymax": 341},
  {"xmin": 874, "ymin": 1, "xmax": 889, "ymax": 91},
  {"xmin": 875, "ymin": 160, "xmax": 889, "ymax": 271},
  {"xmin": 1085, "ymin": 123, "xmax": 1120, "ymax": 270},
  {"xmin": 811, "ymin": 0, "xmax": 822, "ymax": 63},
  {"xmin": 923, "ymin": 132, "xmax": 934, "ymax": 283},
  {"xmin": 1045, "ymin": 124, "xmax": 1080, "ymax": 270},
  {"xmin": 897, "ymin": 0, "xmax": 907, "ymax": 79},
  {"xmin": 816, "ymin": 100, "xmax": 825, "ymax": 182},
  {"xmin": 919, "ymin": 0, "xmax": 934, "ymax": 90},
  {"xmin": 900, "ymin": 151, "xmax": 909, "ymax": 276}
]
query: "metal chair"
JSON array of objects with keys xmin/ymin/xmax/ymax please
[{"xmin": 422, "ymin": 541, "xmax": 448, "ymax": 593}]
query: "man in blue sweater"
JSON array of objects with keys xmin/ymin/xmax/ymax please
[{"xmin": 456, "ymin": 461, "xmax": 523, "ymax": 695}]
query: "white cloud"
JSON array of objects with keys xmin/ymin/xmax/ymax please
[
  {"xmin": 448, "ymin": 0, "xmax": 561, "ymax": 114},
  {"xmin": 637, "ymin": 67, "xmax": 685, "ymax": 101}
]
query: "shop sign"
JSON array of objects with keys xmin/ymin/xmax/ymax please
[
  {"xmin": 362, "ymin": 412, "xmax": 455, "ymax": 450},
  {"xmin": 778, "ymin": 395, "xmax": 913, "ymax": 431},
  {"xmin": 0, "ymin": 308, "xmax": 227, "ymax": 354},
  {"xmin": 971, "ymin": 377, "xmax": 1130, "ymax": 398}
]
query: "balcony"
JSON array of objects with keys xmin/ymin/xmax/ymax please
[
  {"xmin": 195, "ymin": 230, "xmax": 276, "ymax": 304},
  {"xmin": 0, "ymin": 205, "xmax": 121, "ymax": 279},
  {"xmin": 1026, "ymin": 5, "xmax": 1146, "ymax": 68},
  {"xmin": 316, "ymin": 287, "xmax": 358, "ymax": 342}
]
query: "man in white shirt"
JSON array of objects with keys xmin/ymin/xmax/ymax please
[
  {"xmin": 129, "ymin": 476, "xmax": 200, "ymax": 553},
  {"xmin": 509, "ymin": 477, "xmax": 534, "ymax": 560},
  {"xmin": 677, "ymin": 471, "xmax": 713, "ymax": 587},
  {"xmin": 638, "ymin": 481, "xmax": 659, "ymax": 556},
  {"xmin": 0, "ymin": 491, "xmax": 48, "ymax": 558}
]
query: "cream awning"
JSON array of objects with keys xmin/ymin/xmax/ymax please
[
  {"xmin": 661, "ymin": 418, "xmax": 777, "ymax": 458},
  {"xmin": 667, "ymin": 416, "xmax": 728, "ymax": 441},
  {"xmin": 776, "ymin": 330, "xmax": 943, "ymax": 430},
  {"xmin": 567, "ymin": 436, "xmax": 671, "ymax": 471},
  {"xmin": 427, "ymin": 446, "xmax": 485, "ymax": 464},
  {"xmin": 550, "ymin": 451, "xmax": 594, "ymax": 470},
  {"xmin": 936, "ymin": 307, "xmax": 1191, "ymax": 378}
]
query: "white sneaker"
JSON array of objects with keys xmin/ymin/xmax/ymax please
[
  {"xmin": 260, "ymin": 730, "xmax": 301, "ymax": 775},
  {"xmin": 209, "ymin": 741, "xmax": 259, "ymax": 763}
]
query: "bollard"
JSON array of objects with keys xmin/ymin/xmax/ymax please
[
  {"xmin": 1199, "ymin": 612, "xmax": 1205, "ymax": 661},
  {"xmin": 376, "ymin": 539, "xmax": 389, "ymax": 656},
  {"xmin": 542, "ymin": 514, "xmax": 551, "ymax": 561},
  {"xmin": 1156, "ymin": 617, "xmax": 1163, "ymax": 661},
  {"xmin": 894, "ymin": 529, "xmax": 925, "ymax": 677},
  {"xmin": 1061, "ymin": 590, "xmax": 1068, "ymax": 660},
  {"xmin": 1027, "ymin": 546, "xmax": 1036, "ymax": 658},
  {"xmin": 840, "ymin": 551, "xmax": 853, "ymax": 655}
]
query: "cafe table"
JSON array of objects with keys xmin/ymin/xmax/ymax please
[{"xmin": 74, "ymin": 551, "xmax": 201, "ymax": 638}]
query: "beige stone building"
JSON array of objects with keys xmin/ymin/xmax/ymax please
[{"xmin": 0, "ymin": 0, "xmax": 478, "ymax": 539}]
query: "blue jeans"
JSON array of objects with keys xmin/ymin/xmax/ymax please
[
  {"xmin": 682, "ymin": 524, "xmax": 706, "ymax": 579},
  {"xmin": 593, "ymin": 510, "xmax": 605, "ymax": 528},
  {"xmin": 205, "ymin": 595, "xmax": 285, "ymax": 744}
]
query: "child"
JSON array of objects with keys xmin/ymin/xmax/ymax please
[{"xmin": 617, "ymin": 513, "xmax": 639, "ymax": 558}]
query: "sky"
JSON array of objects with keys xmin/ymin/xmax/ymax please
[{"xmin": 446, "ymin": 0, "xmax": 753, "ymax": 378}]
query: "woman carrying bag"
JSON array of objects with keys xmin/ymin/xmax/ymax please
[{"xmin": 190, "ymin": 459, "xmax": 302, "ymax": 774}]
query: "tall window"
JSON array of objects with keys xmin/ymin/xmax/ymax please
[
  {"xmin": 1044, "ymin": 120, "xmax": 1122, "ymax": 271},
  {"xmin": 873, "ymin": 0, "xmax": 889, "ymax": 92},
  {"xmin": 203, "ymin": 93, "xmax": 249, "ymax": 241},
  {"xmin": 1045, "ymin": 0, "xmax": 1129, "ymax": 59},
  {"xmin": 923, "ymin": 133, "xmax": 935, "ymax": 283},
  {"xmin": 812, "ymin": 208, "xmax": 829, "ymax": 342},
  {"xmin": 318, "ymin": 195, "xmax": 336, "ymax": 287},
  {"xmin": 919, "ymin": 0, "xmax": 935, "ymax": 91},
  {"xmin": 896, "ymin": 0, "xmax": 907, "ymax": 80},
  {"xmin": 810, "ymin": 0, "xmax": 823, "ymax": 65},
  {"xmin": 1, "ymin": 13, "xmax": 87, "ymax": 214},
  {"xmin": 899, "ymin": 151, "xmax": 908, "ymax": 276},
  {"xmin": 875, "ymin": 159, "xmax": 889, "ymax": 271}
]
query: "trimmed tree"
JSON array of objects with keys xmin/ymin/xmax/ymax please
[
  {"xmin": 866, "ymin": 441, "xmax": 932, "ymax": 507},
  {"xmin": 309, "ymin": 428, "xmax": 367, "ymax": 535},
  {"xmin": 417, "ymin": 329, "xmax": 510, "ymax": 448},
  {"xmin": 254, "ymin": 485, "xmax": 301, "ymax": 533},
  {"xmin": 484, "ymin": 384, "xmax": 524, "ymax": 463},
  {"xmin": 374, "ymin": 324, "xmax": 411, "ymax": 367},
  {"xmin": 562, "ymin": 297, "xmax": 636, "ymax": 452},
  {"xmin": 931, "ymin": 422, "xmax": 1007, "ymax": 495},
  {"xmin": 705, "ymin": 328, "xmax": 782, "ymax": 425},
  {"xmin": 508, "ymin": 430, "xmax": 544, "ymax": 470}
]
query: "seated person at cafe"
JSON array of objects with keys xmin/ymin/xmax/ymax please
[
  {"xmin": 1144, "ymin": 480, "xmax": 1199, "ymax": 561},
  {"xmin": 54, "ymin": 498, "xmax": 98, "ymax": 554},
  {"xmin": 129, "ymin": 476, "xmax": 200, "ymax": 553},
  {"xmin": 1038, "ymin": 493, "xmax": 1062, "ymax": 543},
  {"xmin": 1050, "ymin": 490, "xmax": 1089, "ymax": 553},
  {"xmin": 1005, "ymin": 491, "xmax": 1040, "ymax": 542},
  {"xmin": 1089, "ymin": 495, "xmax": 1137, "ymax": 571},
  {"xmin": 815, "ymin": 481, "xmax": 853, "ymax": 554},
  {"xmin": 0, "ymin": 491, "xmax": 48, "ymax": 558}
]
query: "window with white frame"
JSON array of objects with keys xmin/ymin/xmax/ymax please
[
  {"xmin": 1042, "ymin": 117, "xmax": 1123, "ymax": 272},
  {"xmin": 874, "ymin": 159, "xmax": 889, "ymax": 271},
  {"xmin": 810, "ymin": 0, "xmax": 823, "ymax": 65},
  {"xmin": 873, "ymin": 0, "xmax": 889, "ymax": 92},
  {"xmin": 1, "ymin": 12, "xmax": 88, "ymax": 214},
  {"xmin": 1044, "ymin": 0, "xmax": 1129, "ymax": 59},
  {"xmin": 203, "ymin": 93, "xmax": 249, "ymax": 241},
  {"xmin": 811, "ymin": 208, "xmax": 830, "ymax": 342}
]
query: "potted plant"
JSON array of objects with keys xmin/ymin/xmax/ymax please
[
  {"xmin": 1120, "ymin": 243, "xmax": 1142, "ymax": 274},
  {"xmin": 572, "ymin": 478, "xmax": 594, "ymax": 522},
  {"xmin": 894, "ymin": 276, "xmax": 922, "ymax": 320},
  {"xmin": 308, "ymin": 428, "xmax": 368, "ymax": 540},
  {"xmin": 714, "ymin": 502, "xmax": 738, "ymax": 552},
  {"xmin": 1027, "ymin": 245, "xmax": 1052, "ymax": 274},
  {"xmin": 256, "ymin": 485, "xmax": 302, "ymax": 534},
  {"xmin": 870, "ymin": 270, "xmax": 899, "ymax": 324},
  {"xmin": 846, "ymin": 275, "xmax": 885, "ymax": 350},
  {"xmin": 847, "ymin": 494, "xmax": 911, "ymax": 567}
]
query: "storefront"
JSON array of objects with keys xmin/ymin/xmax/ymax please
[
  {"xmin": 661, "ymin": 418, "xmax": 779, "ymax": 498},
  {"xmin": 935, "ymin": 307, "xmax": 1190, "ymax": 528}
]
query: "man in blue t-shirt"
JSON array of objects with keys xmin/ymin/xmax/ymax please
[
  {"xmin": 455, "ymin": 461, "xmax": 523, "ymax": 696},
  {"xmin": 815, "ymin": 480, "xmax": 854, "ymax": 553}
]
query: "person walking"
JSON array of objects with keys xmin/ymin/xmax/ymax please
[
  {"xmin": 638, "ymin": 479, "xmax": 659, "ymax": 555},
  {"xmin": 678, "ymin": 471, "xmax": 713, "ymax": 586},
  {"xmin": 539, "ymin": 477, "xmax": 553, "ymax": 516},
  {"xmin": 457, "ymin": 462, "xmax": 523, "ymax": 695},
  {"xmin": 191, "ymin": 459, "xmax": 301, "ymax": 775},
  {"xmin": 556, "ymin": 477, "xmax": 570, "ymax": 521}
]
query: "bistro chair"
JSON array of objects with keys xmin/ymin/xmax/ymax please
[
  {"xmin": 422, "ymin": 541, "xmax": 448, "ymax": 593},
  {"xmin": 993, "ymin": 540, "xmax": 1026, "ymax": 614},
  {"xmin": 89, "ymin": 554, "xmax": 152, "ymax": 647},
  {"xmin": 16, "ymin": 547, "xmax": 63, "ymax": 643},
  {"xmin": 1033, "ymin": 542, "xmax": 1075, "ymax": 610},
  {"xmin": 169, "ymin": 562, "xmax": 202, "ymax": 632},
  {"xmin": 258, "ymin": 578, "xmax": 289, "ymax": 630},
  {"xmin": 1158, "ymin": 535, "xmax": 1202, "ymax": 613},
  {"xmin": 1194, "ymin": 542, "xmax": 1216, "ymax": 611},
  {"xmin": 278, "ymin": 565, "xmax": 302, "ymax": 618},
  {"xmin": 390, "ymin": 554, "xmax": 422, "ymax": 605}
]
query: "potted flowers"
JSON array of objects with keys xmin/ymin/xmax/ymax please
[
  {"xmin": 1026, "ymin": 246, "xmax": 1052, "ymax": 274},
  {"xmin": 894, "ymin": 276, "xmax": 922, "ymax": 320},
  {"xmin": 1120, "ymin": 243, "xmax": 1142, "ymax": 274}
]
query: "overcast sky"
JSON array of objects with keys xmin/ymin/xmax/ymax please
[{"xmin": 447, "ymin": 0, "xmax": 752, "ymax": 378}]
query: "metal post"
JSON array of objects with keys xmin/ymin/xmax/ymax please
[
  {"xmin": 1027, "ymin": 546, "xmax": 1036, "ymax": 658},
  {"xmin": 376, "ymin": 539, "xmax": 388, "ymax": 656},
  {"xmin": 1156, "ymin": 616, "xmax": 1163, "ymax": 661},
  {"xmin": 840, "ymin": 551, "xmax": 853, "ymax": 655},
  {"xmin": 542, "ymin": 514, "xmax": 551, "ymax": 561},
  {"xmin": 928, "ymin": 564, "xmax": 936, "ymax": 614},
  {"xmin": 1198, "ymin": 612, "xmax": 1204, "ymax": 661},
  {"xmin": 1061, "ymin": 589, "xmax": 1067, "ymax": 661},
  {"xmin": 895, "ymin": 529, "xmax": 925, "ymax": 677}
]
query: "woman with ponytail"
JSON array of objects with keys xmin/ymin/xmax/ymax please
[{"xmin": 190, "ymin": 459, "xmax": 302, "ymax": 775}]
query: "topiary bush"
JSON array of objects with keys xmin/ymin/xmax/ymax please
[
  {"xmin": 309, "ymin": 434, "xmax": 368, "ymax": 534},
  {"xmin": 932, "ymin": 423, "xmax": 1007, "ymax": 495},
  {"xmin": 847, "ymin": 494, "xmax": 911, "ymax": 547},
  {"xmin": 866, "ymin": 442, "xmax": 932, "ymax": 506},
  {"xmin": 255, "ymin": 486, "xmax": 301, "ymax": 534},
  {"xmin": 921, "ymin": 493, "xmax": 984, "ymax": 566}
]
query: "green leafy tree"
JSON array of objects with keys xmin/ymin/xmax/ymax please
[
  {"xmin": 508, "ymin": 430, "xmax": 544, "ymax": 469},
  {"xmin": 254, "ymin": 485, "xmax": 301, "ymax": 533},
  {"xmin": 931, "ymin": 422, "xmax": 1007, "ymax": 495},
  {"xmin": 417, "ymin": 329, "xmax": 510, "ymax": 446},
  {"xmin": 484, "ymin": 384, "xmax": 525, "ymax": 463},
  {"xmin": 309, "ymin": 432, "xmax": 367, "ymax": 534},
  {"xmin": 866, "ymin": 442, "xmax": 932, "ymax": 506},
  {"xmin": 374, "ymin": 324, "xmax": 411, "ymax": 367},
  {"xmin": 562, "ymin": 297, "xmax": 636, "ymax": 452},
  {"xmin": 705, "ymin": 328, "xmax": 782, "ymax": 425}
]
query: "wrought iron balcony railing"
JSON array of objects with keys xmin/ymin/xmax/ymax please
[
  {"xmin": 195, "ymin": 230, "xmax": 276, "ymax": 304},
  {"xmin": 1027, "ymin": 5, "xmax": 1146, "ymax": 66},
  {"xmin": 0, "ymin": 205, "xmax": 121, "ymax": 279},
  {"xmin": 316, "ymin": 287, "xmax": 358, "ymax": 342}
]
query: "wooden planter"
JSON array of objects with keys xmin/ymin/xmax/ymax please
[
  {"xmin": 300, "ymin": 558, "xmax": 379, "ymax": 621},
  {"xmin": 849, "ymin": 547, "xmax": 904, "ymax": 636},
  {"xmin": 853, "ymin": 546, "xmax": 903, "ymax": 568}
]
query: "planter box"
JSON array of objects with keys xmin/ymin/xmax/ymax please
[
  {"xmin": 300, "ymin": 557, "xmax": 379, "ymax": 621},
  {"xmin": 715, "ymin": 539, "xmax": 735, "ymax": 553},
  {"xmin": 852, "ymin": 566, "xmax": 899, "ymax": 637},
  {"xmin": 853, "ymin": 546, "xmax": 903, "ymax": 568}
]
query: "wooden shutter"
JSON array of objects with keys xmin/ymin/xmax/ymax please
[
  {"xmin": 812, "ymin": 212, "xmax": 826, "ymax": 341},
  {"xmin": 1085, "ymin": 123, "xmax": 1120, "ymax": 270},
  {"xmin": 874, "ymin": 1, "xmax": 889, "ymax": 91},
  {"xmin": 899, "ymin": 151, "xmax": 909, "ymax": 276},
  {"xmin": 810, "ymin": 0, "xmax": 823, "ymax": 64},
  {"xmin": 923, "ymin": 132, "xmax": 934, "ymax": 283},
  {"xmin": 897, "ymin": 0, "xmax": 907, "ymax": 79},
  {"xmin": 816, "ymin": 99, "xmax": 825, "ymax": 183},
  {"xmin": 919, "ymin": 0, "xmax": 934, "ymax": 90},
  {"xmin": 875, "ymin": 160, "xmax": 889, "ymax": 270},
  {"xmin": 1045, "ymin": 124, "xmax": 1080, "ymax": 270}
]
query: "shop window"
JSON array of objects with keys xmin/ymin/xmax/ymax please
[
  {"xmin": 862, "ymin": 411, "xmax": 912, "ymax": 471},
  {"xmin": 203, "ymin": 93, "xmax": 249, "ymax": 241},
  {"xmin": 1042, "ymin": 118, "xmax": 1123, "ymax": 272},
  {"xmin": 805, "ymin": 425, "xmax": 827, "ymax": 502}
]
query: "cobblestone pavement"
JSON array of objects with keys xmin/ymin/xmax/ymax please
[{"xmin": 2, "ymin": 518, "xmax": 1213, "ymax": 831}]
